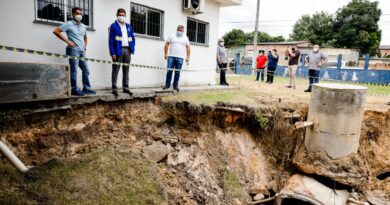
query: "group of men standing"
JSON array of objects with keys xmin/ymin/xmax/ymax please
[
  {"xmin": 254, "ymin": 44, "xmax": 327, "ymax": 92},
  {"xmin": 53, "ymin": 7, "xmax": 191, "ymax": 96}
]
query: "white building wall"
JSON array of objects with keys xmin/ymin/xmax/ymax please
[{"xmin": 0, "ymin": 0, "xmax": 220, "ymax": 89}]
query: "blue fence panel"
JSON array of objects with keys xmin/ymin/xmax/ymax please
[{"xmin": 274, "ymin": 66, "xmax": 390, "ymax": 85}]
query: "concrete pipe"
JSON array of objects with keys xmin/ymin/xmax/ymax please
[
  {"xmin": 0, "ymin": 141, "xmax": 29, "ymax": 173},
  {"xmin": 305, "ymin": 84, "xmax": 367, "ymax": 159}
]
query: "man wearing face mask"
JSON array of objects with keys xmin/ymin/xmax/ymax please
[
  {"xmin": 108, "ymin": 8, "xmax": 136, "ymax": 97},
  {"xmin": 53, "ymin": 7, "xmax": 96, "ymax": 96},
  {"xmin": 286, "ymin": 45, "xmax": 301, "ymax": 89},
  {"xmin": 163, "ymin": 25, "xmax": 191, "ymax": 92},
  {"xmin": 217, "ymin": 38, "xmax": 229, "ymax": 86},
  {"xmin": 304, "ymin": 45, "xmax": 327, "ymax": 92}
]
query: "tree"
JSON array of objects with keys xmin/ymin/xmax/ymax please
[
  {"xmin": 333, "ymin": 0, "xmax": 382, "ymax": 56},
  {"xmin": 246, "ymin": 31, "xmax": 286, "ymax": 43},
  {"xmin": 223, "ymin": 29, "xmax": 246, "ymax": 48},
  {"xmin": 290, "ymin": 12, "xmax": 335, "ymax": 46},
  {"xmin": 223, "ymin": 29, "xmax": 285, "ymax": 48}
]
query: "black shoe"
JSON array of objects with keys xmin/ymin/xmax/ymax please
[
  {"xmin": 71, "ymin": 89, "xmax": 84, "ymax": 96},
  {"xmin": 224, "ymin": 82, "xmax": 230, "ymax": 86},
  {"xmin": 174, "ymin": 87, "xmax": 180, "ymax": 92},
  {"xmin": 82, "ymin": 89, "xmax": 96, "ymax": 95},
  {"xmin": 286, "ymin": 86, "xmax": 292, "ymax": 88},
  {"xmin": 112, "ymin": 90, "xmax": 118, "ymax": 97},
  {"xmin": 162, "ymin": 86, "xmax": 170, "ymax": 90},
  {"xmin": 304, "ymin": 89, "xmax": 311, "ymax": 93},
  {"xmin": 123, "ymin": 90, "xmax": 133, "ymax": 96}
]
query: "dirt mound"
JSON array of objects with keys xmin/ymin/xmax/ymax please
[{"xmin": 1, "ymin": 149, "xmax": 165, "ymax": 205}]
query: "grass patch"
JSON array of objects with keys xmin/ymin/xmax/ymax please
[
  {"xmin": 165, "ymin": 87, "xmax": 258, "ymax": 105},
  {"xmin": 222, "ymin": 169, "xmax": 247, "ymax": 203},
  {"xmin": 0, "ymin": 149, "xmax": 166, "ymax": 205}
]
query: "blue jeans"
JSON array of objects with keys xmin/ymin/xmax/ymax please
[
  {"xmin": 308, "ymin": 69, "xmax": 320, "ymax": 90},
  {"xmin": 66, "ymin": 47, "xmax": 91, "ymax": 91},
  {"xmin": 165, "ymin": 57, "xmax": 184, "ymax": 88}
]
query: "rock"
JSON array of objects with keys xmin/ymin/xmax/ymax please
[
  {"xmin": 366, "ymin": 191, "xmax": 390, "ymax": 205},
  {"xmin": 253, "ymin": 193, "xmax": 265, "ymax": 201},
  {"xmin": 232, "ymin": 198, "xmax": 242, "ymax": 205},
  {"xmin": 142, "ymin": 141, "xmax": 169, "ymax": 163},
  {"xmin": 177, "ymin": 150, "xmax": 191, "ymax": 164}
]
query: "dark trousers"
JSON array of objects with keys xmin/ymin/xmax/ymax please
[
  {"xmin": 266, "ymin": 67, "xmax": 276, "ymax": 83},
  {"xmin": 219, "ymin": 63, "xmax": 228, "ymax": 84},
  {"xmin": 308, "ymin": 69, "xmax": 320, "ymax": 90},
  {"xmin": 256, "ymin": 69, "xmax": 265, "ymax": 81},
  {"xmin": 165, "ymin": 57, "xmax": 184, "ymax": 88},
  {"xmin": 112, "ymin": 47, "xmax": 131, "ymax": 91}
]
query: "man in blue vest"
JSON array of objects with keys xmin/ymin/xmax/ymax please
[{"xmin": 109, "ymin": 8, "xmax": 136, "ymax": 97}]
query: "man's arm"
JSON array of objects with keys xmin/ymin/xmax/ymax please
[
  {"xmin": 164, "ymin": 42, "xmax": 170, "ymax": 60},
  {"xmin": 84, "ymin": 35, "xmax": 88, "ymax": 50},
  {"xmin": 186, "ymin": 45, "xmax": 191, "ymax": 62},
  {"xmin": 53, "ymin": 27, "xmax": 76, "ymax": 48}
]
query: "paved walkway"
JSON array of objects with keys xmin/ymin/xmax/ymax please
[{"xmin": 0, "ymin": 85, "xmax": 237, "ymax": 114}]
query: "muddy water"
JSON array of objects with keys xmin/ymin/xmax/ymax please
[{"xmin": 0, "ymin": 101, "xmax": 389, "ymax": 204}]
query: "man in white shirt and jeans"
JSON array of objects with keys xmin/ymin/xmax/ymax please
[{"xmin": 163, "ymin": 25, "xmax": 191, "ymax": 92}]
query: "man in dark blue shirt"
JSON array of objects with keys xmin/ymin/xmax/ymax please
[{"xmin": 266, "ymin": 49, "xmax": 279, "ymax": 84}]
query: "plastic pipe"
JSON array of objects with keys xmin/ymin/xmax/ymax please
[{"xmin": 0, "ymin": 141, "xmax": 29, "ymax": 173}]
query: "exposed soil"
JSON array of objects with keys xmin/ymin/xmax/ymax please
[{"xmin": 0, "ymin": 99, "xmax": 389, "ymax": 204}]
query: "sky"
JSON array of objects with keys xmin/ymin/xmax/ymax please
[{"xmin": 219, "ymin": 0, "xmax": 390, "ymax": 45}]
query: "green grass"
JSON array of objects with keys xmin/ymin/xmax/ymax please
[
  {"xmin": 228, "ymin": 75, "xmax": 390, "ymax": 95},
  {"xmin": 165, "ymin": 87, "xmax": 258, "ymax": 105},
  {"xmin": 0, "ymin": 149, "xmax": 166, "ymax": 205},
  {"xmin": 222, "ymin": 169, "xmax": 247, "ymax": 203}
]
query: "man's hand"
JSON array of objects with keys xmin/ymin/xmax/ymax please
[
  {"xmin": 112, "ymin": 55, "xmax": 117, "ymax": 62},
  {"xmin": 164, "ymin": 55, "xmax": 168, "ymax": 60},
  {"xmin": 186, "ymin": 57, "xmax": 190, "ymax": 63},
  {"xmin": 317, "ymin": 63, "xmax": 322, "ymax": 67},
  {"xmin": 67, "ymin": 41, "xmax": 76, "ymax": 48}
]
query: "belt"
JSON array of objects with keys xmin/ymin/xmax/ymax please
[{"xmin": 122, "ymin": 46, "xmax": 129, "ymax": 48}]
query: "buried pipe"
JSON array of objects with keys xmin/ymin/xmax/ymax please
[
  {"xmin": 0, "ymin": 140, "xmax": 29, "ymax": 173},
  {"xmin": 294, "ymin": 121, "xmax": 314, "ymax": 130}
]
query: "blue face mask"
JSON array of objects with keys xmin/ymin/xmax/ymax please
[{"xmin": 176, "ymin": 31, "xmax": 184, "ymax": 37}]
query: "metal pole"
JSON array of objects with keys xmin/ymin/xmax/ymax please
[
  {"xmin": 0, "ymin": 141, "xmax": 29, "ymax": 173},
  {"xmin": 252, "ymin": 0, "xmax": 261, "ymax": 69}
]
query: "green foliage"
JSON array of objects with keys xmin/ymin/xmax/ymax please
[
  {"xmin": 223, "ymin": 29, "xmax": 285, "ymax": 48},
  {"xmin": 223, "ymin": 29, "xmax": 246, "ymax": 48},
  {"xmin": 290, "ymin": 12, "xmax": 335, "ymax": 46},
  {"xmin": 333, "ymin": 0, "xmax": 382, "ymax": 56},
  {"xmin": 255, "ymin": 110, "xmax": 269, "ymax": 128},
  {"xmin": 290, "ymin": 0, "xmax": 382, "ymax": 56},
  {"xmin": 222, "ymin": 169, "xmax": 247, "ymax": 203}
]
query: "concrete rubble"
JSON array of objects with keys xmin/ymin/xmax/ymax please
[{"xmin": 276, "ymin": 174, "xmax": 349, "ymax": 205}]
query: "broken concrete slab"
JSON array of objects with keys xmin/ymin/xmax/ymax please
[
  {"xmin": 276, "ymin": 174, "xmax": 349, "ymax": 205},
  {"xmin": 142, "ymin": 141, "xmax": 169, "ymax": 163}
]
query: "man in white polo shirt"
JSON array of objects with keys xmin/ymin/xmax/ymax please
[{"xmin": 163, "ymin": 25, "xmax": 191, "ymax": 92}]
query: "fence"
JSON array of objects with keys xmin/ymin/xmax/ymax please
[{"xmin": 234, "ymin": 53, "xmax": 390, "ymax": 85}]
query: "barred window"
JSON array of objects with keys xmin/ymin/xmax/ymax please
[
  {"xmin": 187, "ymin": 18, "xmax": 209, "ymax": 45},
  {"xmin": 35, "ymin": 0, "xmax": 93, "ymax": 28},
  {"xmin": 131, "ymin": 3, "xmax": 164, "ymax": 38}
]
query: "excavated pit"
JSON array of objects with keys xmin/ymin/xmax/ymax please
[{"xmin": 0, "ymin": 100, "xmax": 389, "ymax": 204}]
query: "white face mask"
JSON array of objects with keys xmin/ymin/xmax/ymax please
[
  {"xmin": 74, "ymin": 15, "xmax": 82, "ymax": 22},
  {"xmin": 219, "ymin": 42, "xmax": 224, "ymax": 46},
  {"xmin": 117, "ymin": 16, "xmax": 126, "ymax": 23},
  {"xmin": 313, "ymin": 48, "xmax": 319, "ymax": 52}
]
